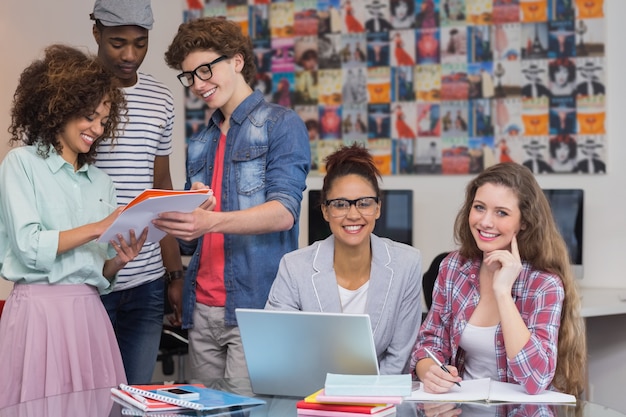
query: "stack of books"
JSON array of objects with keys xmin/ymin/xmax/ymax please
[
  {"xmin": 297, "ymin": 374, "xmax": 412, "ymax": 417},
  {"xmin": 110, "ymin": 383, "xmax": 265, "ymax": 415}
]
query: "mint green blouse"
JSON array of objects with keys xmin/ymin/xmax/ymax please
[{"xmin": 0, "ymin": 145, "xmax": 117, "ymax": 293}]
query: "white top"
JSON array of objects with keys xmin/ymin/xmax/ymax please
[
  {"xmin": 338, "ymin": 281, "xmax": 369, "ymax": 314},
  {"xmin": 459, "ymin": 322, "xmax": 499, "ymax": 380}
]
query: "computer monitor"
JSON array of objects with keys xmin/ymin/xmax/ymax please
[
  {"xmin": 542, "ymin": 189, "xmax": 584, "ymax": 280},
  {"xmin": 308, "ymin": 189, "xmax": 413, "ymax": 246}
]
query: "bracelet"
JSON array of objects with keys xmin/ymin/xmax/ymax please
[{"xmin": 166, "ymin": 270, "xmax": 185, "ymax": 284}]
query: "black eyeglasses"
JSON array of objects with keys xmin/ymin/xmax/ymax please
[
  {"xmin": 324, "ymin": 197, "xmax": 379, "ymax": 218},
  {"xmin": 177, "ymin": 55, "xmax": 228, "ymax": 87}
]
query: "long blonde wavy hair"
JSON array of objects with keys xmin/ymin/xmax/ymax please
[{"xmin": 453, "ymin": 162, "xmax": 587, "ymax": 396}]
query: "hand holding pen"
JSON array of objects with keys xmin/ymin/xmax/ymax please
[{"xmin": 424, "ymin": 347, "xmax": 462, "ymax": 388}]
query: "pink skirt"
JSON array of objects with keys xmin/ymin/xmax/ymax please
[{"xmin": 0, "ymin": 284, "xmax": 127, "ymax": 408}]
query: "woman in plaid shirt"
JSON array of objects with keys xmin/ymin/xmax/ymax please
[{"xmin": 410, "ymin": 162, "xmax": 586, "ymax": 397}]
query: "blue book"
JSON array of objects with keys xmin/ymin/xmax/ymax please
[
  {"xmin": 119, "ymin": 383, "xmax": 265, "ymax": 412},
  {"xmin": 323, "ymin": 374, "xmax": 412, "ymax": 397}
]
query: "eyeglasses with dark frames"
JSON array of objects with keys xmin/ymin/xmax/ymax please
[
  {"xmin": 324, "ymin": 197, "xmax": 380, "ymax": 218},
  {"xmin": 177, "ymin": 55, "xmax": 228, "ymax": 87}
]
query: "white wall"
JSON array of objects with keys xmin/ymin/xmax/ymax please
[{"xmin": 1, "ymin": 0, "xmax": 625, "ymax": 412}]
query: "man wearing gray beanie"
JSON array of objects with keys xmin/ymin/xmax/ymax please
[{"xmin": 90, "ymin": 0, "xmax": 184, "ymax": 384}]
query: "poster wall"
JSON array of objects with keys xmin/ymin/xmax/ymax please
[{"xmin": 182, "ymin": 0, "xmax": 606, "ymax": 175}]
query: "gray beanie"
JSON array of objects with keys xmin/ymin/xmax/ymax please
[{"xmin": 91, "ymin": 0, "xmax": 154, "ymax": 30}]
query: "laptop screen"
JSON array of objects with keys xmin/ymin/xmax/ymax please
[{"xmin": 236, "ymin": 308, "xmax": 379, "ymax": 397}]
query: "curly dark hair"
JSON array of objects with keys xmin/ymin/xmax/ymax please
[
  {"xmin": 8, "ymin": 44, "xmax": 126, "ymax": 166},
  {"xmin": 164, "ymin": 16, "xmax": 256, "ymax": 87},
  {"xmin": 453, "ymin": 162, "xmax": 586, "ymax": 396},
  {"xmin": 320, "ymin": 142, "xmax": 382, "ymax": 205}
]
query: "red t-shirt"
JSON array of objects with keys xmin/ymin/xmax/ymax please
[{"xmin": 195, "ymin": 131, "xmax": 227, "ymax": 306}]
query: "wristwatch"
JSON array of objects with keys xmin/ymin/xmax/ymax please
[{"xmin": 166, "ymin": 270, "xmax": 185, "ymax": 284}]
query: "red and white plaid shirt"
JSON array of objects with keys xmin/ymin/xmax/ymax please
[{"xmin": 410, "ymin": 251, "xmax": 564, "ymax": 394}]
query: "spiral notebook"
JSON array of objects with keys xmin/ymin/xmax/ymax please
[{"xmin": 117, "ymin": 384, "xmax": 265, "ymax": 411}]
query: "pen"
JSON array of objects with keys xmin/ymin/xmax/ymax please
[
  {"xmin": 424, "ymin": 347, "xmax": 461, "ymax": 387},
  {"xmin": 99, "ymin": 198, "xmax": 117, "ymax": 209}
]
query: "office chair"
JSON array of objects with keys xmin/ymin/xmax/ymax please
[
  {"xmin": 422, "ymin": 252, "xmax": 450, "ymax": 320},
  {"xmin": 156, "ymin": 280, "xmax": 189, "ymax": 383}
]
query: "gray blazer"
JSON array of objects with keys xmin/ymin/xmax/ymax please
[{"xmin": 265, "ymin": 234, "xmax": 423, "ymax": 374}]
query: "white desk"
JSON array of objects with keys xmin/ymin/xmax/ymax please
[{"xmin": 579, "ymin": 287, "xmax": 626, "ymax": 318}]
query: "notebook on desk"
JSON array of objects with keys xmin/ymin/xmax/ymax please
[{"xmin": 235, "ymin": 308, "xmax": 380, "ymax": 398}]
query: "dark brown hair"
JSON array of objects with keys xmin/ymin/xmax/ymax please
[
  {"xmin": 321, "ymin": 143, "xmax": 382, "ymax": 204},
  {"xmin": 8, "ymin": 44, "xmax": 125, "ymax": 165},
  {"xmin": 164, "ymin": 16, "xmax": 256, "ymax": 87},
  {"xmin": 454, "ymin": 162, "xmax": 587, "ymax": 396}
]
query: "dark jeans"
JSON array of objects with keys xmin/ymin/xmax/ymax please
[{"xmin": 101, "ymin": 277, "xmax": 165, "ymax": 384}]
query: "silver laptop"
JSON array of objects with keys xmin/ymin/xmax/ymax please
[{"xmin": 236, "ymin": 308, "xmax": 380, "ymax": 397}]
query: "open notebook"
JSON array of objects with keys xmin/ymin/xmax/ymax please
[
  {"xmin": 406, "ymin": 378, "xmax": 576, "ymax": 404},
  {"xmin": 236, "ymin": 309, "xmax": 379, "ymax": 398}
]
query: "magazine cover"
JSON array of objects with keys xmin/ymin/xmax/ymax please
[
  {"xmin": 492, "ymin": 23, "xmax": 521, "ymax": 61},
  {"xmin": 441, "ymin": 100, "xmax": 469, "ymax": 138},
  {"xmin": 295, "ymin": 35, "xmax": 319, "ymax": 71},
  {"xmin": 414, "ymin": 137, "xmax": 443, "ymax": 174},
  {"xmin": 441, "ymin": 62, "xmax": 469, "ymax": 101},
  {"xmin": 294, "ymin": 70, "xmax": 318, "ymax": 105},
  {"xmin": 340, "ymin": 33, "xmax": 368, "ymax": 67},
  {"xmin": 575, "ymin": 17, "xmax": 605, "ymax": 57},
  {"xmin": 494, "ymin": 60, "xmax": 522, "ymax": 98},
  {"xmin": 414, "ymin": 64, "xmax": 441, "ymax": 102},
  {"xmin": 521, "ymin": 22, "xmax": 549, "ymax": 59},
  {"xmin": 441, "ymin": 136, "xmax": 471, "ymax": 174},
  {"xmin": 341, "ymin": 0, "xmax": 366, "ymax": 33},
  {"xmin": 319, "ymin": 104, "xmax": 342, "ymax": 139},
  {"xmin": 548, "ymin": 19, "xmax": 575, "ymax": 58},
  {"xmin": 250, "ymin": 4, "xmax": 270, "ymax": 40},
  {"xmin": 575, "ymin": 57, "xmax": 605, "ymax": 102},
  {"xmin": 294, "ymin": 0, "xmax": 318, "ymax": 36},
  {"xmin": 367, "ymin": 31, "xmax": 391, "ymax": 67},
  {"xmin": 574, "ymin": 135, "xmax": 606, "ymax": 173},
  {"xmin": 520, "ymin": 0, "xmax": 548, "ymax": 23},
  {"xmin": 317, "ymin": 0, "xmax": 341, "ymax": 35},
  {"xmin": 468, "ymin": 24, "xmax": 493, "ymax": 63},
  {"xmin": 269, "ymin": 1, "xmax": 295, "ymax": 38},
  {"xmin": 390, "ymin": 29, "xmax": 416, "ymax": 66},
  {"xmin": 367, "ymin": 65, "xmax": 391, "ymax": 104},
  {"xmin": 493, "ymin": 0, "xmax": 520, "ymax": 24},
  {"xmin": 469, "ymin": 98, "xmax": 494, "ymax": 137},
  {"xmin": 467, "ymin": 62, "xmax": 495, "ymax": 100},
  {"xmin": 519, "ymin": 136, "xmax": 553, "ymax": 174},
  {"xmin": 416, "ymin": 102, "xmax": 441, "ymax": 137},
  {"xmin": 392, "ymin": 102, "xmax": 417, "ymax": 139},
  {"xmin": 319, "ymin": 69, "xmax": 343, "ymax": 105},
  {"xmin": 318, "ymin": 33, "xmax": 342, "ymax": 69},
  {"xmin": 342, "ymin": 67, "xmax": 368, "ymax": 105},
  {"xmin": 391, "ymin": 66, "xmax": 415, "ymax": 102},
  {"xmin": 271, "ymin": 73, "xmax": 295, "ymax": 108},
  {"xmin": 466, "ymin": 0, "xmax": 492, "ymax": 25},
  {"xmin": 440, "ymin": 0, "xmax": 467, "ymax": 27},
  {"xmin": 393, "ymin": 138, "xmax": 415, "ymax": 174},
  {"xmin": 416, "ymin": 28, "xmax": 440, "ymax": 64},
  {"xmin": 493, "ymin": 97, "xmax": 524, "ymax": 136},
  {"xmin": 368, "ymin": 138, "xmax": 393, "ymax": 175},
  {"xmin": 342, "ymin": 104, "xmax": 369, "ymax": 143},
  {"xmin": 271, "ymin": 36, "xmax": 295, "ymax": 73},
  {"xmin": 521, "ymin": 59, "xmax": 550, "ymax": 102},
  {"xmin": 368, "ymin": 103, "xmax": 391, "ymax": 139},
  {"xmin": 441, "ymin": 24, "xmax": 468, "ymax": 64}
]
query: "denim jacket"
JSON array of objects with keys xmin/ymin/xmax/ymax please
[{"xmin": 180, "ymin": 90, "xmax": 310, "ymax": 328}]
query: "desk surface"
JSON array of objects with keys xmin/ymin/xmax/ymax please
[
  {"xmin": 1, "ymin": 379, "xmax": 624, "ymax": 417},
  {"xmin": 579, "ymin": 287, "xmax": 626, "ymax": 318}
]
